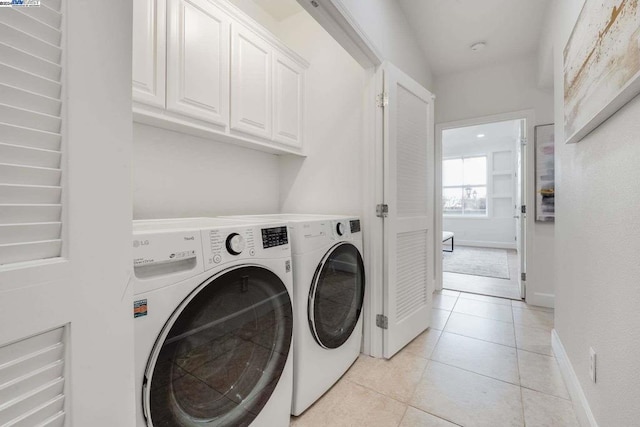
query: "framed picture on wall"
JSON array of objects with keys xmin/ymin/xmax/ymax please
[
  {"xmin": 535, "ymin": 124, "xmax": 555, "ymax": 222},
  {"xmin": 564, "ymin": 0, "xmax": 640, "ymax": 143}
]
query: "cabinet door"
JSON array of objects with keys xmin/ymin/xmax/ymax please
[
  {"xmin": 132, "ymin": 0, "xmax": 166, "ymax": 107},
  {"xmin": 167, "ymin": 0, "xmax": 230, "ymax": 126},
  {"xmin": 273, "ymin": 53, "xmax": 304, "ymax": 148},
  {"xmin": 231, "ymin": 24, "xmax": 272, "ymax": 140}
]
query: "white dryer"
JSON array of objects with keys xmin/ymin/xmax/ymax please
[
  {"xmin": 132, "ymin": 218, "xmax": 293, "ymax": 427},
  {"xmin": 227, "ymin": 214, "xmax": 365, "ymax": 416}
]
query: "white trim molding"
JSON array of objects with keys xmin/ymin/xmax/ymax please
[{"xmin": 552, "ymin": 329, "xmax": 599, "ymax": 427}]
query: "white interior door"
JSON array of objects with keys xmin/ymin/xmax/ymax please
[
  {"xmin": 516, "ymin": 119, "xmax": 527, "ymax": 299},
  {"xmin": 381, "ymin": 63, "xmax": 435, "ymax": 358}
]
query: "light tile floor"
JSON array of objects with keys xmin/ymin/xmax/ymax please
[{"xmin": 290, "ymin": 290, "xmax": 580, "ymax": 427}]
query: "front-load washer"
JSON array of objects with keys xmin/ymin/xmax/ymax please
[
  {"xmin": 226, "ymin": 214, "xmax": 365, "ymax": 416},
  {"xmin": 132, "ymin": 217, "xmax": 293, "ymax": 427}
]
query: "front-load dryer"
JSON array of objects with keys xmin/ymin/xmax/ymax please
[
  {"xmin": 132, "ymin": 217, "xmax": 293, "ymax": 427},
  {"xmin": 226, "ymin": 214, "xmax": 365, "ymax": 416}
]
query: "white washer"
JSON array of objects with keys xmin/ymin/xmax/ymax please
[
  {"xmin": 132, "ymin": 218, "xmax": 293, "ymax": 427},
  {"xmin": 226, "ymin": 214, "xmax": 365, "ymax": 416}
]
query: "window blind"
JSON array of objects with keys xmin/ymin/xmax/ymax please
[{"xmin": 0, "ymin": 0, "xmax": 64, "ymax": 266}]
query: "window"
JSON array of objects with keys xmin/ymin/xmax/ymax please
[{"xmin": 443, "ymin": 156, "xmax": 487, "ymax": 216}]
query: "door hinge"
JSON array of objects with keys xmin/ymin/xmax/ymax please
[
  {"xmin": 521, "ymin": 272, "xmax": 527, "ymax": 281},
  {"xmin": 521, "ymin": 205, "xmax": 527, "ymax": 214},
  {"xmin": 376, "ymin": 92, "xmax": 389, "ymax": 108},
  {"xmin": 376, "ymin": 314, "xmax": 388, "ymax": 329},
  {"xmin": 376, "ymin": 204, "xmax": 389, "ymax": 218},
  {"xmin": 520, "ymin": 137, "xmax": 528, "ymax": 145}
]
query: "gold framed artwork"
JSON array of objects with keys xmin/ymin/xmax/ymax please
[{"xmin": 564, "ymin": 0, "xmax": 640, "ymax": 143}]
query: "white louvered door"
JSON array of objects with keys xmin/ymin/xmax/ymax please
[
  {"xmin": 382, "ymin": 62, "xmax": 435, "ymax": 358},
  {"xmin": 0, "ymin": 0, "xmax": 63, "ymax": 265},
  {"xmin": 0, "ymin": 1, "xmax": 70, "ymax": 424}
]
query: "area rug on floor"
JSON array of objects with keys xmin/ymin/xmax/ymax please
[{"xmin": 443, "ymin": 246, "xmax": 510, "ymax": 279}]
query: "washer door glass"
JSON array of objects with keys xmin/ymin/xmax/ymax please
[
  {"xmin": 145, "ymin": 266, "xmax": 292, "ymax": 427},
  {"xmin": 309, "ymin": 243, "xmax": 365, "ymax": 349}
]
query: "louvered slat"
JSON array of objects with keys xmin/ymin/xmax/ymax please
[
  {"xmin": 14, "ymin": 4, "xmax": 61, "ymax": 30},
  {"xmin": 0, "ymin": 124, "xmax": 60, "ymax": 152},
  {"xmin": 0, "ymin": 205, "xmax": 61, "ymax": 224},
  {"xmin": 36, "ymin": 410, "xmax": 65, "ymax": 427},
  {"xmin": 0, "ymin": 0, "xmax": 64, "ymax": 266},
  {"xmin": 0, "ymin": 185, "xmax": 61, "ymax": 204},
  {"xmin": 0, "ymin": 10, "xmax": 60, "ymax": 46},
  {"xmin": 7, "ymin": 394, "xmax": 64, "ymax": 427},
  {"xmin": 0, "ymin": 64, "xmax": 60, "ymax": 99},
  {"xmin": 0, "ymin": 105, "xmax": 61, "ymax": 133},
  {"xmin": 0, "ymin": 143, "xmax": 61, "ymax": 169},
  {"xmin": 0, "ymin": 43, "xmax": 60, "ymax": 81},
  {"xmin": 0, "ymin": 85, "xmax": 61, "ymax": 116},
  {"xmin": 0, "ymin": 164, "xmax": 61, "ymax": 186},
  {"xmin": 0, "ymin": 23, "xmax": 61, "ymax": 63},
  {"xmin": 0, "ymin": 327, "xmax": 66, "ymax": 426},
  {"xmin": 0, "ymin": 223, "xmax": 62, "ymax": 245}
]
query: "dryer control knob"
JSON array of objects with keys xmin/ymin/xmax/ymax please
[
  {"xmin": 226, "ymin": 233, "xmax": 245, "ymax": 255},
  {"xmin": 336, "ymin": 222, "xmax": 346, "ymax": 236}
]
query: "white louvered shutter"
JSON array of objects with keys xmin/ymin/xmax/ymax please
[
  {"xmin": 0, "ymin": 0, "xmax": 64, "ymax": 266},
  {"xmin": 0, "ymin": 326, "xmax": 66, "ymax": 426},
  {"xmin": 382, "ymin": 62, "xmax": 435, "ymax": 358}
]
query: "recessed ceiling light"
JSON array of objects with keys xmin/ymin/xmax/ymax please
[
  {"xmin": 477, "ymin": 133, "xmax": 486, "ymax": 138},
  {"xmin": 470, "ymin": 42, "xmax": 486, "ymax": 52}
]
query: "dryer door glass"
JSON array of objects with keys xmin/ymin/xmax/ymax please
[
  {"xmin": 309, "ymin": 243, "xmax": 365, "ymax": 349},
  {"xmin": 145, "ymin": 266, "xmax": 292, "ymax": 427}
]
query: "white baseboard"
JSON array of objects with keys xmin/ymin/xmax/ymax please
[
  {"xmin": 551, "ymin": 330, "xmax": 599, "ymax": 427},
  {"xmin": 453, "ymin": 240, "xmax": 517, "ymax": 250},
  {"xmin": 527, "ymin": 292, "xmax": 555, "ymax": 308}
]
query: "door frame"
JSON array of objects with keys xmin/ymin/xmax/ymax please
[{"xmin": 434, "ymin": 109, "xmax": 535, "ymax": 301}]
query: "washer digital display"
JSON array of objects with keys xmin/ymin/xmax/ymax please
[{"xmin": 262, "ymin": 226, "xmax": 289, "ymax": 249}]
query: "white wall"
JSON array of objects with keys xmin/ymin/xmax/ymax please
[
  {"xmin": 443, "ymin": 133, "xmax": 517, "ymax": 249},
  {"xmin": 546, "ymin": 1, "xmax": 640, "ymax": 425},
  {"xmin": 434, "ymin": 55, "xmax": 556, "ymax": 307},
  {"xmin": 339, "ymin": 0, "xmax": 433, "ymax": 90},
  {"xmin": 133, "ymin": 124, "xmax": 280, "ymax": 218},
  {"xmin": 274, "ymin": 11, "xmax": 367, "ymax": 215}
]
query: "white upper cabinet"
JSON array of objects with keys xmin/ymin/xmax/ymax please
[
  {"xmin": 132, "ymin": 0, "xmax": 166, "ymax": 108},
  {"xmin": 230, "ymin": 23, "xmax": 272, "ymax": 140},
  {"xmin": 273, "ymin": 52, "xmax": 304, "ymax": 148},
  {"xmin": 167, "ymin": 0, "xmax": 229, "ymax": 126},
  {"xmin": 132, "ymin": 0, "xmax": 308, "ymax": 155}
]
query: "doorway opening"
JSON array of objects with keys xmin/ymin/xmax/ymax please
[{"xmin": 439, "ymin": 118, "xmax": 526, "ymax": 300}]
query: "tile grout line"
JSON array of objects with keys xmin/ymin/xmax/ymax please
[
  {"xmin": 427, "ymin": 358, "xmax": 521, "ymax": 388},
  {"xmin": 406, "ymin": 403, "xmax": 464, "ymax": 427}
]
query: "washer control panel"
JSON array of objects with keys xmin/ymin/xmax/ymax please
[{"xmin": 202, "ymin": 224, "xmax": 290, "ymax": 271}]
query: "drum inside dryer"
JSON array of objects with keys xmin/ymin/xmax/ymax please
[{"xmin": 308, "ymin": 243, "xmax": 365, "ymax": 349}]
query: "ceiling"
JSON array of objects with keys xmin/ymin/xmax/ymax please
[
  {"xmin": 397, "ymin": 0, "xmax": 552, "ymax": 76},
  {"xmin": 250, "ymin": 0, "xmax": 301, "ymax": 21},
  {"xmin": 443, "ymin": 120, "xmax": 520, "ymax": 150}
]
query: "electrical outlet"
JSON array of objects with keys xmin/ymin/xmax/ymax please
[{"xmin": 589, "ymin": 347, "xmax": 597, "ymax": 383}]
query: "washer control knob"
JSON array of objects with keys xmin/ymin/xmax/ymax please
[
  {"xmin": 226, "ymin": 233, "xmax": 245, "ymax": 255},
  {"xmin": 336, "ymin": 222, "xmax": 346, "ymax": 236}
]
